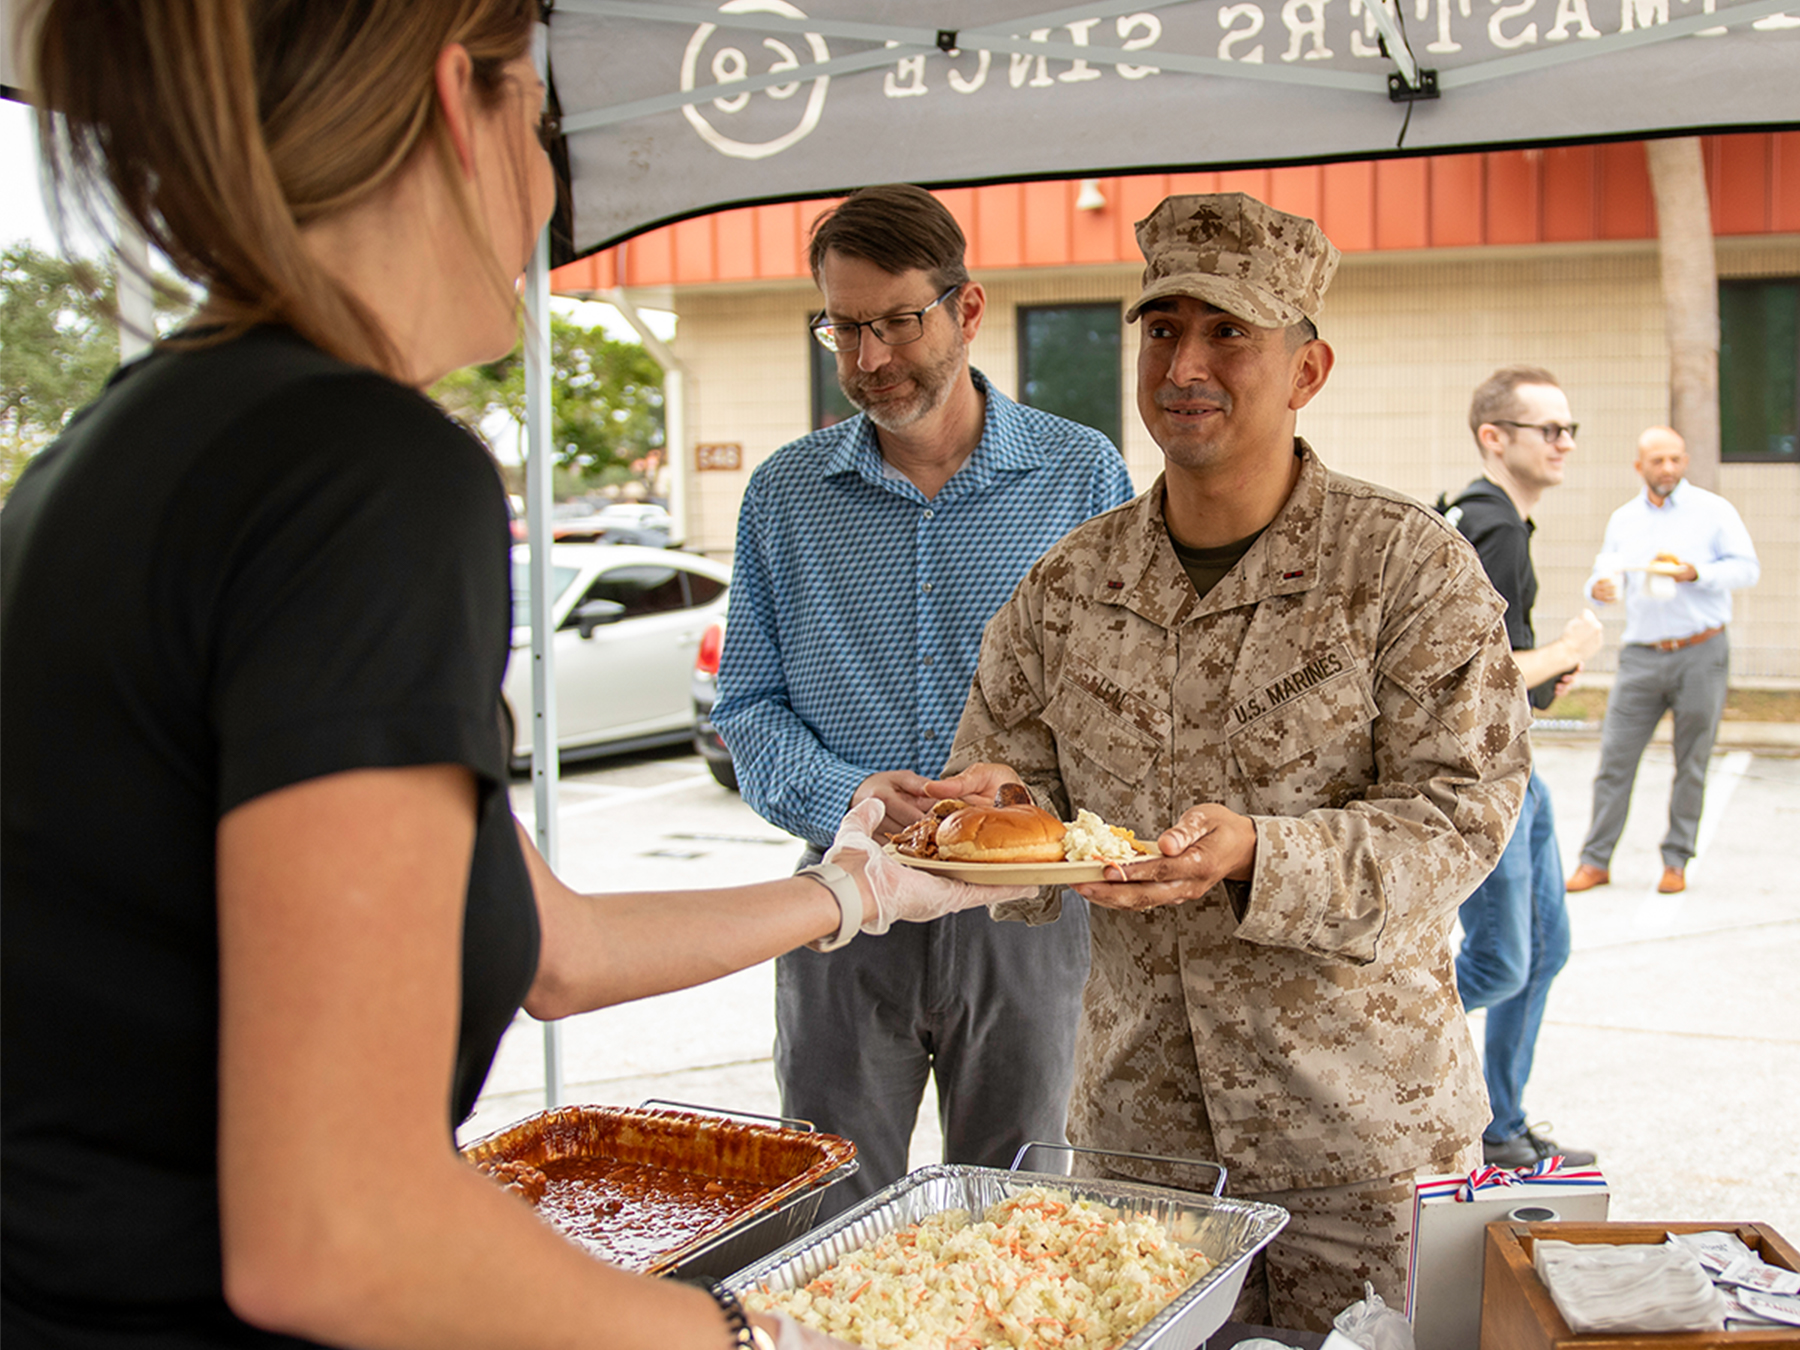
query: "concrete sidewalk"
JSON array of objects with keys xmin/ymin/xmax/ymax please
[{"xmin": 463, "ymin": 733, "xmax": 1800, "ymax": 1245}]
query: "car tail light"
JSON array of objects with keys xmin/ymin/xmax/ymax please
[{"xmin": 695, "ymin": 621, "xmax": 724, "ymax": 677}]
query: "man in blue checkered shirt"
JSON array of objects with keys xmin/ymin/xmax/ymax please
[{"xmin": 713, "ymin": 184, "xmax": 1133, "ymax": 1217}]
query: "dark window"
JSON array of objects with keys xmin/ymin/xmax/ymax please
[
  {"xmin": 811, "ymin": 330, "xmax": 857, "ymax": 430},
  {"xmin": 1017, "ymin": 303, "xmax": 1122, "ymax": 449},
  {"xmin": 1720, "ymin": 278, "xmax": 1799, "ymax": 463},
  {"xmin": 685, "ymin": 571, "xmax": 726, "ymax": 607},
  {"xmin": 575, "ymin": 565, "xmax": 688, "ymax": 622}
]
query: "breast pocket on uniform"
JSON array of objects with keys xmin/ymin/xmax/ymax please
[
  {"xmin": 1226, "ymin": 666, "xmax": 1377, "ymax": 814},
  {"xmin": 1041, "ymin": 656, "xmax": 1169, "ymax": 788}
]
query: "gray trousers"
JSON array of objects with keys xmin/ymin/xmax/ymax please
[
  {"xmin": 1579, "ymin": 634, "xmax": 1730, "ymax": 871},
  {"xmin": 775, "ymin": 852, "xmax": 1089, "ymax": 1220}
]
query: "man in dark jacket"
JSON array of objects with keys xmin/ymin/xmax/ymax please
[{"xmin": 1441, "ymin": 365, "xmax": 1603, "ymax": 1168}]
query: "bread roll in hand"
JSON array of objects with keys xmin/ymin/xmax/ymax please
[{"xmin": 934, "ymin": 784, "xmax": 1067, "ymax": 864}]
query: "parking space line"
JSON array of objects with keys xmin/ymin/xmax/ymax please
[{"xmin": 1631, "ymin": 750, "xmax": 1752, "ymax": 937}]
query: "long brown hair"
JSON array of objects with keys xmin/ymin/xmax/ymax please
[{"xmin": 24, "ymin": 0, "xmax": 538, "ymax": 378}]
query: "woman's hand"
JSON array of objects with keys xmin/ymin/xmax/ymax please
[{"xmin": 825, "ymin": 798, "xmax": 1036, "ymax": 934}]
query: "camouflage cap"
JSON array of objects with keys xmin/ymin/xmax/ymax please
[{"xmin": 1126, "ymin": 192, "xmax": 1340, "ymax": 329}]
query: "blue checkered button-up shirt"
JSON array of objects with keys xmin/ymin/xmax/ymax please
[{"xmin": 714, "ymin": 370, "xmax": 1135, "ymax": 848}]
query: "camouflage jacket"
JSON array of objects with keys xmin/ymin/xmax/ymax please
[{"xmin": 947, "ymin": 443, "xmax": 1530, "ymax": 1192}]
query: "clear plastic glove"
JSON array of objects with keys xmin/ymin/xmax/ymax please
[
  {"xmin": 825, "ymin": 797, "xmax": 1036, "ymax": 935},
  {"xmin": 764, "ymin": 1309, "xmax": 864, "ymax": 1349}
]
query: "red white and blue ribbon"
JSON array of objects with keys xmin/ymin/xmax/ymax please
[
  {"xmin": 1455, "ymin": 1156, "xmax": 1607, "ymax": 1202},
  {"xmin": 1415, "ymin": 1156, "xmax": 1608, "ymax": 1205}
]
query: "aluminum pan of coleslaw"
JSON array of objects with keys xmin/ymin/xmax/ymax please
[{"xmin": 724, "ymin": 1162, "xmax": 1288, "ymax": 1349}]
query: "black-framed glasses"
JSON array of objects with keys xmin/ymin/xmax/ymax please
[
  {"xmin": 810, "ymin": 283, "xmax": 961, "ymax": 353},
  {"xmin": 1493, "ymin": 419, "xmax": 1579, "ymax": 443}
]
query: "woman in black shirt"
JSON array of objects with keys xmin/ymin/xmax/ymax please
[{"xmin": 0, "ymin": 5, "xmax": 1021, "ymax": 1349}]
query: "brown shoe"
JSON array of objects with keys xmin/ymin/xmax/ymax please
[
  {"xmin": 1658, "ymin": 866, "xmax": 1686, "ymax": 894},
  {"xmin": 1566, "ymin": 864, "xmax": 1610, "ymax": 892}
]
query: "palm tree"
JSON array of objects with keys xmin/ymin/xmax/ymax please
[{"xmin": 1645, "ymin": 136, "xmax": 1719, "ymax": 490}]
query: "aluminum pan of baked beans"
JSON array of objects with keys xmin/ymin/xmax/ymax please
[
  {"xmin": 461, "ymin": 1103, "xmax": 857, "ymax": 1277},
  {"xmin": 725, "ymin": 1162, "xmax": 1288, "ymax": 1350}
]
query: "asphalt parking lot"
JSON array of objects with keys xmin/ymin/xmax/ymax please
[{"xmin": 462, "ymin": 732, "xmax": 1800, "ymax": 1244}]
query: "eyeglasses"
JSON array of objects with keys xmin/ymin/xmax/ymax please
[
  {"xmin": 810, "ymin": 284, "xmax": 961, "ymax": 353},
  {"xmin": 535, "ymin": 110, "xmax": 562, "ymax": 152},
  {"xmin": 1493, "ymin": 419, "xmax": 1579, "ymax": 443}
]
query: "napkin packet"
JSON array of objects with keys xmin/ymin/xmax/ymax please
[
  {"xmin": 1534, "ymin": 1232, "xmax": 1800, "ymax": 1335},
  {"xmin": 1666, "ymin": 1231, "xmax": 1800, "ymax": 1330},
  {"xmin": 1532, "ymin": 1240, "xmax": 1726, "ymax": 1333}
]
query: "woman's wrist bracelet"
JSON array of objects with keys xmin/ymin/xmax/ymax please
[
  {"xmin": 705, "ymin": 1281, "xmax": 767, "ymax": 1348},
  {"xmin": 797, "ymin": 860, "xmax": 860, "ymax": 951}
]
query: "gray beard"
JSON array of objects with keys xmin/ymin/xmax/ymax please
[{"xmin": 841, "ymin": 335, "xmax": 965, "ymax": 431}]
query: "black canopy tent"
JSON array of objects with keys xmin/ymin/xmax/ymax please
[{"xmin": 544, "ymin": 0, "xmax": 1800, "ymax": 264}]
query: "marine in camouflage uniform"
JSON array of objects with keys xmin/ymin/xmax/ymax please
[{"xmin": 939, "ymin": 194, "xmax": 1530, "ymax": 1331}]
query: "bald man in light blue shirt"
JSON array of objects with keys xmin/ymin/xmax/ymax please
[{"xmin": 1566, "ymin": 427, "xmax": 1760, "ymax": 895}]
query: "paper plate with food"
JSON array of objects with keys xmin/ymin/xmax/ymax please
[
  {"xmin": 1621, "ymin": 552, "xmax": 1688, "ymax": 576},
  {"xmin": 885, "ymin": 784, "xmax": 1157, "ymax": 885}
]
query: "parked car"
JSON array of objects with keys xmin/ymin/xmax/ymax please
[
  {"xmin": 504, "ymin": 543, "xmax": 729, "ymax": 771},
  {"xmin": 510, "ymin": 501, "xmax": 677, "ymax": 547},
  {"xmin": 550, "ymin": 519, "xmax": 672, "ymax": 548},
  {"xmin": 588, "ymin": 502, "xmax": 673, "ymax": 532},
  {"xmin": 690, "ymin": 618, "xmax": 737, "ymax": 791}
]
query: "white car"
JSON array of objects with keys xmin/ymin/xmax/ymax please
[{"xmin": 503, "ymin": 543, "xmax": 730, "ymax": 770}]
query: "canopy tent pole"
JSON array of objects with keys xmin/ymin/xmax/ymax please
[
  {"xmin": 525, "ymin": 229, "xmax": 565, "ymax": 1109},
  {"xmin": 525, "ymin": 21, "xmax": 564, "ymax": 1110}
]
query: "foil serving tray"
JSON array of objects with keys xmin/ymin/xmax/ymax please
[
  {"xmin": 461, "ymin": 1103, "xmax": 856, "ymax": 1276},
  {"xmin": 726, "ymin": 1162, "xmax": 1288, "ymax": 1349}
]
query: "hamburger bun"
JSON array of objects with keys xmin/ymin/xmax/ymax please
[{"xmin": 935, "ymin": 790, "xmax": 1067, "ymax": 864}]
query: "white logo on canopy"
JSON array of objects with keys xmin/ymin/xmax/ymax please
[{"xmin": 682, "ymin": 0, "xmax": 832, "ymax": 158}]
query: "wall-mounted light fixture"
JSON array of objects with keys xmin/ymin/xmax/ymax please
[{"xmin": 1075, "ymin": 178, "xmax": 1107, "ymax": 212}]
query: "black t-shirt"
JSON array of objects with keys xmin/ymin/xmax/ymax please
[
  {"xmin": 1169, "ymin": 525, "xmax": 1268, "ymax": 599},
  {"xmin": 1441, "ymin": 477, "xmax": 1556, "ymax": 709},
  {"xmin": 1, "ymin": 329, "xmax": 539, "ymax": 1347}
]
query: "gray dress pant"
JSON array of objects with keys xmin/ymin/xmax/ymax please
[
  {"xmin": 1579, "ymin": 634, "xmax": 1730, "ymax": 871},
  {"xmin": 775, "ymin": 850, "xmax": 1090, "ymax": 1220}
]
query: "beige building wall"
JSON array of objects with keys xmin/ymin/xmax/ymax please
[{"xmin": 665, "ymin": 235, "xmax": 1799, "ymax": 681}]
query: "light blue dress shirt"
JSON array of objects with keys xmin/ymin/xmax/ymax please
[
  {"xmin": 714, "ymin": 370, "xmax": 1134, "ymax": 849},
  {"xmin": 1583, "ymin": 479, "xmax": 1760, "ymax": 645}
]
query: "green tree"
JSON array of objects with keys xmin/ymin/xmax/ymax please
[
  {"xmin": 1, "ymin": 241, "xmax": 192, "ymax": 498},
  {"xmin": 2, "ymin": 244, "xmax": 117, "ymax": 495},
  {"xmin": 433, "ymin": 311, "xmax": 664, "ymax": 492}
]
